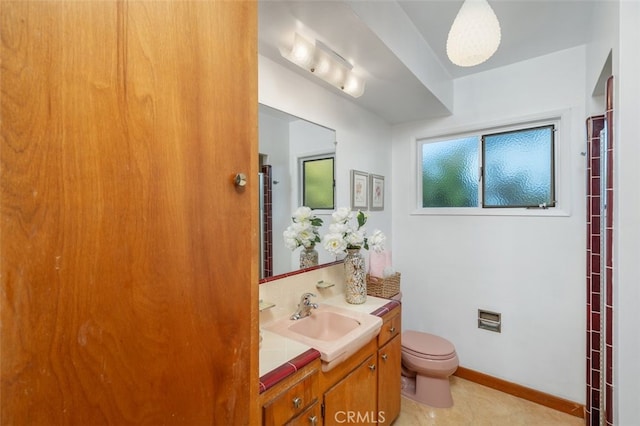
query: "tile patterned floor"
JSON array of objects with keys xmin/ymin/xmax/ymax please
[{"xmin": 394, "ymin": 376, "xmax": 584, "ymax": 425}]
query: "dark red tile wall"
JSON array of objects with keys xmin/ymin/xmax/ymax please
[
  {"xmin": 585, "ymin": 75, "xmax": 614, "ymax": 426},
  {"xmin": 585, "ymin": 114, "xmax": 604, "ymax": 425},
  {"xmin": 262, "ymin": 165, "xmax": 273, "ymax": 278}
]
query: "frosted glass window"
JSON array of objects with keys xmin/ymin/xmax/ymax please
[
  {"xmin": 483, "ymin": 126, "xmax": 555, "ymax": 208},
  {"xmin": 421, "ymin": 137, "xmax": 479, "ymax": 207},
  {"xmin": 302, "ymin": 156, "xmax": 335, "ymax": 210},
  {"xmin": 418, "ymin": 122, "xmax": 557, "ymax": 211}
]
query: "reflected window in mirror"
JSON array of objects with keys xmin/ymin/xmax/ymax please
[{"xmin": 301, "ymin": 153, "xmax": 335, "ymax": 210}]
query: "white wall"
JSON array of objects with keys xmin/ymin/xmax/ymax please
[
  {"xmin": 586, "ymin": 0, "xmax": 618, "ymax": 117},
  {"xmin": 259, "ymin": 54, "xmax": 394, "ymax": 270},
  {"xmin": 391, "ymin": 47, "xmax": 588, "ymax": 402},
  {"xmin": 613, "ymin": 1, "xmax": 640, "ymax": 423},
  {"xmin": 259, "ymin": 112, "xmax": 292, "ymax": 275}
]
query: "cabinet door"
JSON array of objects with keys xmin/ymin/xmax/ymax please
[
  {"xmin": 323, "ymin": 354, "xmax": 378, "ymax": 425},
  {"xmin": 378, "ymin": 336, "xmax": 402, "ymax": 425}
]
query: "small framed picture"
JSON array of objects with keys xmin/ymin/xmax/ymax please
[
  {"xmin": 369, "ymin": 174, "xmax": 385, "ymax": 211},
  {"xmin": 350, "ymin": 170, "xmax": 369, "ymax": 210}
]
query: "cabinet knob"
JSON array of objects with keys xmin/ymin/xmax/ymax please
[
  {"xmin": 234, "ymin": 173, "xmax": 247, "ymax": 187},
  {"xmin": 368, "ymin": 364, "xmax": 376, "ymax": 372},
  {"xmin": 381, "ymin": 354, "xmax": 388, "ymax": 362},
  {"xmin": 389, "ymin": 326, "xmax": 396, "ymax": 333},
  {"xmin": 292, "ymin": 397, "xmax": 302, "ymax": 409},
  {"xmin": 309, "ymin": 415, "xmax": 318, "ymax": 425}
]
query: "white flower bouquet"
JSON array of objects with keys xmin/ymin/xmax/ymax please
[
  {"xmin": 322, "ymin": 207, "xmax": 386, "ymax": 255},
  {"xmin": 283, "ymin": 206, "xmax": 324, "ymax": 250}
]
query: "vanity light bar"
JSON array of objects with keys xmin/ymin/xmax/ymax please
[{"xmin": 283, "ymin": 33, "xmax": 365, "ymax": 98}]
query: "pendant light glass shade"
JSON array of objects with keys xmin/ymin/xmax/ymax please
[{"xmin": 446, "ymin": 0, "xmax": 501, "ymax": 67}]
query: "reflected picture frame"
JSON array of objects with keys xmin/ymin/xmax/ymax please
[
  {"xmin": 350, "ymin": 170, "xmax": 369, "ymax": 210},
  {"xmin": 369, "ymin": 174, "xmax": 384, "ymax": 211}
]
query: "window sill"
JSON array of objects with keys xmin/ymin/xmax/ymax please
[{"xmin": 410, "ymin": 206, "xmax": 570, "ymax": 217}]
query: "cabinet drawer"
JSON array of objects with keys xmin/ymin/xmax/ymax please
[
  {"xmin": 287, "ymin": 400, "xmax": 321, "ymax": 426},
  {"xmin": 263, "ymin": 372, "xmax": 318, "ymax": 426},
  {"xmin": 378, "ymin": 310, "xmax": 401, "ymax": 347}
]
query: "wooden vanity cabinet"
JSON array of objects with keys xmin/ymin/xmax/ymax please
[
  {"xmin": 260, "ymin": 304, "xmax": 402, "ymax": 425},
  {"xmin": 320, "ymin": 304, "xmax": 402, "ymax": 425},
  {"xmin": 377, "ymin": 306, "xmax": 402, "ymax": 425}
]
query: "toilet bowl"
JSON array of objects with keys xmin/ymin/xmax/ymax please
[{"xmin": 401, "ymin": 330, "xmax": 459, "ymax": 408}]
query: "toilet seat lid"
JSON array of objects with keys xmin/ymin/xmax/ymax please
[{"xmin": 402, "ymin": 331, "xmax": 456, "ymax": 359}]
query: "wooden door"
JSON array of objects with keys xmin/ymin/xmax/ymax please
[
  {"xmin": 1, "ymin": 1, "xmax": 258, "ymax": 424},
  {"xmin": 323, "ymin": 355, "xmax": 378, "ymax": 425}
]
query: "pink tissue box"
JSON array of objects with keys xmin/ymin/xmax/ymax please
[{"xmin": 369, "ymin": 250, "xmax": 391, "ymax": 278}]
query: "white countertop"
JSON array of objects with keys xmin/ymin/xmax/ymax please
[
  {"xmin": 259, "ymin": 294, "xmax": 392, "ymax": 377},
  {"xmin": 259, "ymin": 329, "xmax": 315, "ymax": 376}
]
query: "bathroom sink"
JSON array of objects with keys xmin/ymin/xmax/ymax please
[
  {"xmin": 288, "ymin": 310, "xmax": 361, "ymax": 341},
  {"xmin": 264, "ymin": 304, "xmax": 382, "ymax": 371}
]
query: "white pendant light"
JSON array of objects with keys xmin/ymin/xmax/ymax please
[{"xmin": 446, "ymin": 0, "xmax": 501, "ymax": 67}]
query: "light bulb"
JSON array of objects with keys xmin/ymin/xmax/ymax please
[
  {"xmin": 328, "ymin": 64, "xmax": 348, "ymax": 88},
  {"xmin": 289, "ymin": 33, "xmax": 315, "ymax": 69},
  {"xmin": 342, "ymin": 74, "xmax": 365, "ymax": 98},
  {"xmin": 312, "ymin": 50, "xmax": 333, "ymax": 78}
]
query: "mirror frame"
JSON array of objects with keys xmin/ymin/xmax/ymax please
[{"xmin": 259, "ymin": 260, "xmax": 342, "ymax": 284}]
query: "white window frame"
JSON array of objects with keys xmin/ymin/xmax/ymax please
[
  {"xmin": 298, "ymin": 151, "xmax": 336, "ymax": 212},
  {"xmin": 413, "ymin": 110, "xmax": 572, "ymax": 217}
]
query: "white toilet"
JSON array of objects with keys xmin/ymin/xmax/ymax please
[{"xmin": 401, "ymin": 330, "xmax": 459, "ymax": 408}]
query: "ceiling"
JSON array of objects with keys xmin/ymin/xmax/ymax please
[{"xmin": 258, "ymin": 0, "xmax": 597, "ymax": 124}]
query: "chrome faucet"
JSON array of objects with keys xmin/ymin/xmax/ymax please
[{"xmin": 290, "ymin": 292, "xmax": 318, "ymax": 320}]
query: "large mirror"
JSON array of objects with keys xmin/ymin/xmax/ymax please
[{"xmin": 259, "ymin": 104, "xmax": 337, "ymax": 282}]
